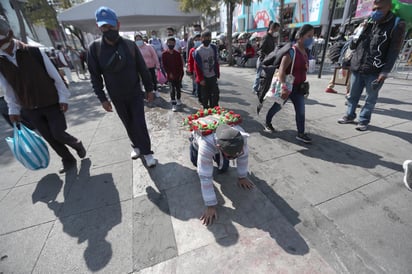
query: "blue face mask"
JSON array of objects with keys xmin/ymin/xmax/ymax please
[
  {"xmin": 135, "ymin": 40, "xmax": 144, "ymax": 47},
  {"xmin": 371, "ymin": 10, "xmax": 384, "ymax": 22},
  {"xmin": 194, "ymin": 41, "xmax": 201, "ymax": 48},
  {"xmin": 303, "ymin": 37, "xmax": 314, "ymax": 48}
]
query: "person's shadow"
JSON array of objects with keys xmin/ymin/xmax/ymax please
[
  {"xmin": 145, "ymin": 161, "xmax": 309, "ymax": 255},
  {"xmin": 32, "ymin": 158, "xmax": 121, "ymax": 272}
]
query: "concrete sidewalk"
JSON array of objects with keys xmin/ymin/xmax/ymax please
[{"xmin": 0, "ymin": 66, "xmax": 411, "ymax": 273}]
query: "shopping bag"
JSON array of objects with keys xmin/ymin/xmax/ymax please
[
  {"xmin": 6, "ymin": 123, "xmax": 50, "ymax": 170},
  {"xmin": 156, "ymin": 69, "xmax": 167, "ymax": 85},
  {"xmin": 264, "ymin": 71, "xmax": 292, "ymax": 105}
]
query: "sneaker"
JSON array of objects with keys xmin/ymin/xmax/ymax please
[
  {"xmin": 172, "ymin": 104, "xmax": 178, "ymax": 112},
  {"xmin": 325, "ymin": 88, "xmax": 338, "ymax": 93},
  {"xmin": 296, "ymin": 133, "xmax": 312, "ymax": 144},
  {"xmin": 144, "ymin": 154, "xmax": 156, "ymax": 168},
  {"xmin": 154, "ymin": 90, "xmax": 160, "ymax": 98},
  {"xmin": 263, "ymin": 123, "xmax": 275, "ymax": 133},
  {"xmin": 176, "ymin": 99, "xmax": 182, "ymax": 106},
  {"xmin": 257, "ymin": 103, "xmax": 263, "ymax": 115},
  {"xmin": 131, "ymin": 148, "xmax": 140, "ymax": 160},
  {"xmin": 337, "ymin": 116, "xmax": 355, "ymax": 124},
  {"xmin": 403, "ymin": 160, "xmax": 412, "ymax": 191},
  {"xmin": 355, "ymin": 123, "xmax": 368, "ymax": 131}
]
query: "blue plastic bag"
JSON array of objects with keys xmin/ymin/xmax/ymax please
[{"xmin": 6, "ymin": 123, "xmax": 50, "ymax": 170}]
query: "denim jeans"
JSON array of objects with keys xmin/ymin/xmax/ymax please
[
  {"xmin": 252, "ymin": 58, "xmax": 262, "ymax": 93},
  {"xmin": 265, "ymin": 88, "xmax": 306, "ymax": 134},
  {"xmin": 346, "ymin": 71, "xmax": 382, "ymax": 125}
]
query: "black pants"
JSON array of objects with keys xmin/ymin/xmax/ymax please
[
  {"xmin": 111, "ymin": 94, "xmax": 153, "ymax": 155},
  {"xmin": 148, "ymin": 67, "xmax": 158, "ymax": 91},
  {"xmin": 21, "ymin": 104, "xmax": 80, "ymax": 163},
  {"xmin": 200, "ymin": 76, "xmax": 219, "ymax": 109},
  {"xmin": 170, "ymin": 80, "xmax": 182, "ymax": 103}
]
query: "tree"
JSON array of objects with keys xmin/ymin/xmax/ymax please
[{"xmin": 179, "ymin": 0, "xmax": 256, "ymax": 66}]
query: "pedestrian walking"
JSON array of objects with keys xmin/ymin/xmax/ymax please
[
  {"xmin": 0, "ymin": 16, "xmax": 86, "ymax": 173},
  {"xmin": 194, "ymin": 30, "xmax": 220, "ymax": 109},
  {"xmin": 56, "ymin": 45, "xmax": 74, "ymax": 83},
  {"xmin": 252, "ymin": 21, "xmax": 280, "ymax": 94},
  {"xmin": 87, "ymin": 6, "xmax": 156, "ymax": 167},
  {"xmin": 264, "ymin": 24, "xmax": 314, "ymax": 144},
  {"xmin": 337, "ymin": 0, "xmax": 406, "ymax": 131},
  {"xmin": 135, "ymin": 33, "xmax": 161, "ymax": 98},
  {"xmin": 162, "ymin": 37, "xmax": 184, "ymax": 112},
  {"xmin": 186, "ymin": 33, "xmax": 202, "ymax": 101}
]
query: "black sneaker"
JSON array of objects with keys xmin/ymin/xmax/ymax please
[
  {"xmin": 264, "ymin": 123, "xmax": 275, "ymax": 133},
  {"xmin": 337, "ymin": 116, "xmax": 355, "ymax": 124},
  {"xmin": 296, "ymin": 133, "xmax": 312, "ymax": 144}
]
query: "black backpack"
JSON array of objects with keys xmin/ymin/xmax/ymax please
[
  {"xmin": 262, "ymin": 42, "xmax": 293, "ymax": 68},
  {"xmin": 328, "ymin": 41, "xmax": 345, "ymax": 63}
]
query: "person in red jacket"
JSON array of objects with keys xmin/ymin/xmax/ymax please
[
  {"xmin": 162, "ymin": 37, "xmax": 184, "ymax": 112},
  {"xmin": 240, "ymin": 43, "xmax": 255, "ymax": 67},
  {"xmin": 186, "ymin": 33, "xmax": 202, "ymax": 103}
]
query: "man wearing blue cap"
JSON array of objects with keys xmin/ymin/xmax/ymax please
[{"xmin": 87, "ymin": 6, "xmax": 156, "ymax": 167}]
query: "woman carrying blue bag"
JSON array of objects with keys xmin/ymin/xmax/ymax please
[{"xmin": 0, "ymin": 17, "xmax": 85, "ymax": 173}]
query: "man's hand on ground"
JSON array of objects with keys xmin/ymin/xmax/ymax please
[
  {"xmin": 238, "ymin": 177, "xmax": 254, "ymax": 190},
  {"xmin": 200, "ymin": 206, "xmax": 217, "ymax": 226},
  {"xmin": 102, "ymin": 101, "xmax": 113, "ymax": 112}
]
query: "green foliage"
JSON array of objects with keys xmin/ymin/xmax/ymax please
[{"xmin": 25, "ymin": 0, "xmax": 58, "ymax": 28}]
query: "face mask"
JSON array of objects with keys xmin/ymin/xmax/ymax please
[
  {"xmin": 151, "ymin": 34, "xmax": 156, "ymax": 38},
  {"xmin": 0, "ymin": 41, "xmax": 11, "ymax": 50},
  {"xmin": 371, "ymin": 10, "xmax": 384, "ymax": 22},
  {"xmin": 304, "ymin": 37, "xmax": 314, "ymax": 48},
  {"xmin": 103, "ymin": 29, "xmax": 119, "ymax": 42},
  {"xmin": 194, "ymin": 41, "xmax": 202, "ymax": 48},
  {"xmin": 272, "ymin": 32, "xmax": 279, "ymax": 38},
  {"xmin": 168, "ymin": 44, "xmax": 175, "ymax": 50},
  {"xmin": 202, "ymin": 40, "xmax": 211, "ymax": 46},
  {"xmin": 194, "ymin": 31, "xmax": 200, "ymax": 36},
  {"xmin": 135, "ymin": 40, "xmax": 144, "ymax": 47}
]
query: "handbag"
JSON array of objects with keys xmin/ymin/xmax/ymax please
[
  {"xmin": 6, "ymin": 123, "xmax": 50, "ymax": 170},
  {"xmin": 156, "ymin": 69, "xmax": 167, "ymax": 85},
  {"xmin": 263, "ymin": 47, "xmax": 296, "ymax": 105}
]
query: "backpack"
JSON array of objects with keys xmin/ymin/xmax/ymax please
[
  {"xmin": 328, "ymin": 41, "xmax": 345, "ymax": 63},
  {"xmin": 262, "ymin": 42, "xmax": 293, "ymax": 68}
]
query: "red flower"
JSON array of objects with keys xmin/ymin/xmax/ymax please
[
  {"xmin": 193, "ymin": 114, "xmax": 199, "ymax": 119},
  {"xmin": 208, "ymin": 109, "xmax": 212, "ymax": 114}
]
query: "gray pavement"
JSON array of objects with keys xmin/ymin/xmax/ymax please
[{"xmin": 0, "ymin": 66, "xmax": 411, "ymax": 274}]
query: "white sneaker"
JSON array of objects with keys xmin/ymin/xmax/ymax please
[
  {"xmin": 172, "ymin": 105, "xmax": 177, "ymax": 112},
  {"xmin": 403, "ymin": 160, "xmax": 412, "ymax": 191},
  {"xmin": 130, "ymin": 148, "xmax": 140, "ymax": 160},
  {"xmin": 154, "ymin": 90, "xmax": 160, "ymax": 98},
  {"xmin": 144, "ymin": 154, "xmax": 156, "ymax": 167},
  {"xmin": 176, "ymin": 99, "xmax": 182, "ymax": 106}
]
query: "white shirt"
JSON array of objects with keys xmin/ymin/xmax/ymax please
[{"xmin": 0, "ymin": 40, "xmax": 70, "ymax": 115}]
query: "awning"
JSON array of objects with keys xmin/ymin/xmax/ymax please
[{"xmin": 57, "ymin": 0, "xmax": 201, "ymax": 34}]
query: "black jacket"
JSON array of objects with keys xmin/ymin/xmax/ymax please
[
  {"xmin": 350, "ymin": 12, "xmax": 406, "ymax": 75},
  {"xmin": 258, "ymin": 33, "xmax": 276, "ymax": 61},
  {"xmin": 87, "ymin": 37, "xmax": 153, "ymax": 103}
]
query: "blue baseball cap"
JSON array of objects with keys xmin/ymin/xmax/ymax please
[{"xmin": 95, "ymin": 6, "xmax": 118, "ymax": 27}]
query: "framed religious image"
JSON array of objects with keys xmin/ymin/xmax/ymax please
[{"xmin": 333, "ymin": 67, "xmax": 350, "ymax": 86}]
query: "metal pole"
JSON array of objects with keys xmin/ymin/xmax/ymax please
[{"xmin": 317, "ymin": 0, "xmax": 338, "ymax": 78}]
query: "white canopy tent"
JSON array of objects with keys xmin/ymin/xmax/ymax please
[{"xmin": 57, "ymin": 0, "xmax": 201, "ymax": 34}]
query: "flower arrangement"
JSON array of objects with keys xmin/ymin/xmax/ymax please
[{"xmin": 183, "ymin": 106, "xmax": 242, "ymax": 136}]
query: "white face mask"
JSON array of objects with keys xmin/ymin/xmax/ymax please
[
  {"xmin": 1, "ymin": 41, "xmax": 11, "ymax": 50},
  {"xmin": 272, "ymin": 32, "xmax": 279, "ymax": 38}
]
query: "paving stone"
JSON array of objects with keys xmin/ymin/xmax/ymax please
[
  {"xmin": 0, "ymin": 222, "xmax": 53, "ymax": 273},
  {"xmin": 33, "ymin": 201, "xmax": 131, "ymax": 274}
]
